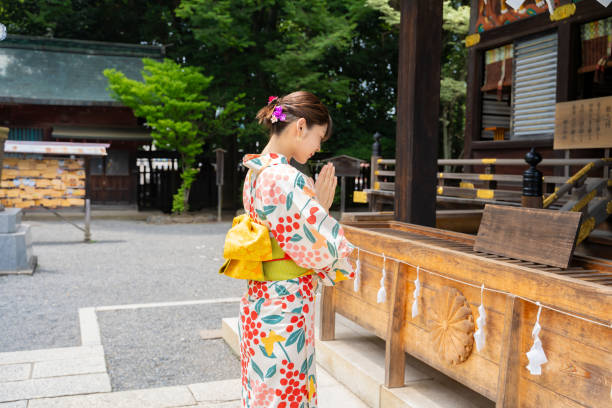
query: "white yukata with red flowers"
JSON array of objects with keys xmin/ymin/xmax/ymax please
[{"xmin": 238, "ymin": 152, "xmax": 355, "ymax": 408}]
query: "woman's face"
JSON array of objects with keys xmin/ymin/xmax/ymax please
[{"xmin": 293, "ymin": 122, "xmax": 327, "ymax": 164}]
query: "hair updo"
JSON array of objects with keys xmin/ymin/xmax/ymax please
[{"xmin": 255, "ymin": 91, "xmax": 332, "ymax": 141}]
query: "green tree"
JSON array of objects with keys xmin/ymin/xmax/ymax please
[
  {"xmin": 175, "ymin": 0, "xmax": 400, "ymax": 160},
  {"xmin": 176, "ymin": 0, "xmax": 355, "ymax": 103},
  {"xmin": 2, "ymin": 0, "xmax": 402, "ymax": 161},
  {"xmin": 322, "ymin": 0, "xmax": 399, "ymax": 159},
  {"xmin": 440, "ymin": 1, "xmax": 470, "ymax": 168},
  {"xmin": 365, "ymin": 0, "xmax": 470, "ymax": 163},
  {"xmin": 104, "ymin": 58, "xmax": 242, "ymax": 213}
]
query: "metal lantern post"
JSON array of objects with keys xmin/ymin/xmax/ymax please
[
  {"xmin": 0, "ymin": 127, "xmax": 8, "ymax": 211},
  {"xmin": 214, "ymin": 148, "xmax": 226, "ymax": 222}
]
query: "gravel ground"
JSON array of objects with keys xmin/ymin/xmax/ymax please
[
  {"xmin": 98, "ymin": 303, "xmax": 240, "ymax": 391},
  {"xmin": 0, "ymin": 219, "xmax": 246, "ymax": 389}
]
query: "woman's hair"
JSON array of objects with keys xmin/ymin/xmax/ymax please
[{"xmin": 256, "ymin": 91, "xmax": 332, "ymax": 141}]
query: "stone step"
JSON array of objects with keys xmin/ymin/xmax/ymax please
[
  {"xmin": 0, "ymin": 345, "xmax": 111, "ymax": 404},
  {"xmin": 9, "ymin": 370, "xmax": 366, "ymax": 408},
  {"xmin": 220, "ymin": 320, "xmax": 369, "ymax": 408},
  {"xmin": 221, "ymin": 294, "xmax": 494, "ymax": 408},
  {"xmin": 17, "ymin": 379, "xmax": 240, "ymax": 408}
]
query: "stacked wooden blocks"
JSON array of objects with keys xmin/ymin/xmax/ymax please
[{"xmin": 0, "ymin": 157, "xmax": 86, "ymax": 208}]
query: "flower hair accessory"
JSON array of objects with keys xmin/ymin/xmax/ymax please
[
  {"xmin": 268, "ymin": 96, "xmax": 278, "ymax": 104},
  {"xmin": 270, "ymin": 105, "xmax": 286, "ymax": 123}
]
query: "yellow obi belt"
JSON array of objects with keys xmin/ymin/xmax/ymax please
[{"xmin": 219, "ymin": 214, "xmax": 313, "ymax": 281}]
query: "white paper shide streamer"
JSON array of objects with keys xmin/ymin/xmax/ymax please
[
  {"xmin": 545, "ymin": 0, "xmax": 555, "ymax": 14},
  {"xmin": 597, "ymin": 0, "xmax": 612, "ymax": 8},
  {"xmin": 353, "ymin": 248, "xmax": 361, "ymax": 292},
  {"xmin": 474, "ymin": 284, "xmax": 487, "ymax": 352},
  {"xmin": 526, "ymin": 302, "xmax": 548, "ymax": 375},
  {"xmin": 377, "ymin": 253, "xmax": 387, "ymax": 303},
  {"xmin": 411, "ymin": 266, "xmax": 421, "ymax": 318},
  {"xmin": 505, "ymin": 0, "xmax": 526, "ymax": 11}
]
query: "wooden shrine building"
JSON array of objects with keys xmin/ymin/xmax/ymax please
[
  {"xmin": 0, "ymin": 35, "xmax": 163, "ymax": 205},
  {"xmin": 320, "ymin": 1, "xmax": 611, "ymax": 407},
  {"xmin": 465, "ymin": 0, "xmax": 611, "ymax": 171}
]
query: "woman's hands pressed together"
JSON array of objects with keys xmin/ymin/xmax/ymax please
[{"xmin": 315, "ymin": 162, "xmax": 337, "ymax": 212}]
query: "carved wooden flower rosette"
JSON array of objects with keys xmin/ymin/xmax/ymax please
[{"xmin": 429, "ymin": 286, "xmax": 475, "ymax": 365}]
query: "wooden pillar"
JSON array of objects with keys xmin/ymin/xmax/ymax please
[
  {"xmin": 496, "ymin": 295, "xmax": 522, "ymax": 407},
  {"xmin": 384, "ymin": 261, "xmax": 406, "ymax": 388},
  {"xmin": 319, "ymin": 285, "xmax": 336, "ymax": 341},
  {"xmin": 394, "ymin": 0, "xmax": 443, "ymax": 226},
  {"xmin": 464, "ymin": 0, "xmax": 483, "ymax": 171},
  {"xmin": 556, "ymin": 20, "xmax": 579, "ymax": 104}
]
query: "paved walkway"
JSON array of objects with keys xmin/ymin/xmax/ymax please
[
  {"xmin": 0, "ymin": 319, "xmax": 362, "ymax": 407},
  {"xmin": 0, "ymin": 219, "xmax": 366, "ymax": 407}
]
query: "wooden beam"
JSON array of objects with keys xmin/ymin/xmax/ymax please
[
  {"xmin": 556, "ymin": 20, "xmax": 579, "ymax": 103},
  {"xmin": 469, "ymin": 0, "xmax": 480, "ymax": 34},
  {"xmin": 385, "ymin": 261, "xmax": 406, "ymax": 388},
  {"xmin": 495, "ymin": 295, "xmax": 521, "ymax": 407},
  {"xmin": 319, "ymin": 284, "xmax": 336, "ymax": 341},
  {"xmin": 464, "ymin": 47, "xmax": 482, "ymax": 163},
  {"xmin": 395, "ymin": 0, "xmax": 443, "ymax": 226}
]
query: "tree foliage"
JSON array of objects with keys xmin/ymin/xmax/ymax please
[
  {"xmin": 2, "ymin": 0, "xmax": 471, "ymax": 202},
  {"xmin": 365, "ymin": 0, "xmax": 469, "ymax": 161},
  {"xmin": 365, "ymin": 0, "xmax": 400, "ymax": 26},
  {"xmin": 175, "ymin": 0, "xmax": 400, "ymax": 160},
  {"xmin": 104, "ymin": 58, "xmax": 244, "ymax": 213}
]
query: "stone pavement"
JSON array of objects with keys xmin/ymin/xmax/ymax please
[
  {"xmin": 0, "ymin": 308, "xmax": 366, "ymax": 407},
  {"xmin": 0, "ymin": 219, "xmax": 368, "ymax": 407},
  {"xmin": 0, "ymin": 364, "xmax": 360, "ymax": 407},
  {"xmin": 0, "ymin": 346, "xmax": 110, "ymax": 404},
  {"xmin": 0, "ymin": 291, "xmax": 368, "ymax": 407}
]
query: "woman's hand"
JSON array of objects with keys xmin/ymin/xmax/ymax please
[{"xmin": 315, "ymin": 162, "xmax": 337, "ymax": 211}]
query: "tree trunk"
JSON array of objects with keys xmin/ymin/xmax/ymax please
[
  {"xmin": 181, "ymin": 160, "xmax": 190, "ymax": 213},
  {"xmin": 183, "ymin": 183, "xmax": 190, "ymax": 212}
]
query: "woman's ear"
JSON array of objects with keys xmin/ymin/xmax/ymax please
[{"xmin": 295, "ymin": 118, "xmax": 307, "ymax": 139}]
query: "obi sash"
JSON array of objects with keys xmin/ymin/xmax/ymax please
[{"xmin": 219, "ymin": 213, "xmax": 312, "ymax": 281}]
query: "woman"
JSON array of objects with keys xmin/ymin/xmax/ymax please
[{"xmin": 222, "ymin": 91, "xmax": 355, "ymax": 408}]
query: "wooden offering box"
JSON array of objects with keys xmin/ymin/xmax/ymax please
[{"xmin": 320, "ymin": 221, "xmax": 612, "ymax": 407}]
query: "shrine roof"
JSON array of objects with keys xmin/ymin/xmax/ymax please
[{"xmin": 0, "ymin": 35, "xmax": 163, "ymax": 106}]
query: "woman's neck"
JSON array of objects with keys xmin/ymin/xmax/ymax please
[{"xmin": 261, "ymin": 137, "xmax": 293, "ymax": 162}]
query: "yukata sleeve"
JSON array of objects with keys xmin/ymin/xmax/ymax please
[{"xmin": 253, "ymin": 165, "xmax": 356, "ymax": 286}]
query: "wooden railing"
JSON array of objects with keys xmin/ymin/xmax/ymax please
[
  {"xmin": 366, "ymin": 157, "xmax": 610, "ymax": 206},
  {"xmin": 363, "ymin": 154, "xmax": 612, "ymax": 243}
]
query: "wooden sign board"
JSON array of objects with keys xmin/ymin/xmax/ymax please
[
  {"xmin": 474, "ymin": 204, "xmax": 582, "ymax": 268},
  {"xmin": 327, "ymin": 155, "xmax": 364, "ymax": 177},
  {"xmin": 554, "ymin": 96, "xmax": 612, "ymax": 149}
]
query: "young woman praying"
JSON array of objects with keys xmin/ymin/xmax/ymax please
[{"xmin": 219, "ymin": 90, "xmax": 356, "ymax": 407}]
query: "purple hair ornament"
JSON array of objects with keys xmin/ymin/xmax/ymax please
[{"xmin": 270, "ymin": 105, "xmax": 286, "ymax": 123}]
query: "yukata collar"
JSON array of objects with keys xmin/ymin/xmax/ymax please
[{"xmin": 242, "ymin": 152, "xmax": 289, "ymax": 171}]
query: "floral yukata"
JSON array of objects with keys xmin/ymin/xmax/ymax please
[{"xmin": 239, "ymin": 152, "xmax": 355, "ymax": 408}]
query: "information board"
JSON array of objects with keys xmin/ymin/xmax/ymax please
[{"xmin": 554, "ymin": 96, "xmax": 612, "ymax": 149}]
